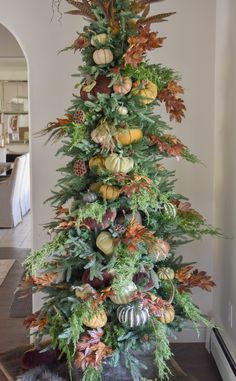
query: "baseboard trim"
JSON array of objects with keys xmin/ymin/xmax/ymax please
[{"xmin": 209, "ymin": 328, "xmax": 236, "ymax": 381}]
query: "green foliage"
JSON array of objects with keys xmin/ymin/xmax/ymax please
[
  {"xmin": 124, "ymin": 62, "xmax": 180, "ymax": 91},
  {"xmin": 107, "ymin": 244, "xmax": 140, "ymax": 294},
  {"xmin": 151, "ymin": 319, "xmax": 172, "ymax": 380},
  {"xmin": 175, "ymin": 291, "xmax": 214, "ymax": 332},
  {"xmin": 82, "ymin": 367, "xmax": 102, "ymax": 381},
  {"xmin": 24, "ymin": 232, "xmax": 67, "ymax": 274},
  {"xmin": 76, "ymin": 201, "xmax": 107, "ymax": 225}
]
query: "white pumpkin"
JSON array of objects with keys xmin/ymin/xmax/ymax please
[
  {"xmin": 91, "ymin": 33, "xmax": 108, "ymax": 47},
  {"xmin": 117, "ymin": 106, "xmax": 128, "ymax": 116},
  {"xmin": 105, "ymin": 153, "xmax": 134, "ymax": 174},
  {"xmin": 93, "ymin": 48, "xmax": 113, "ymax": 65}
]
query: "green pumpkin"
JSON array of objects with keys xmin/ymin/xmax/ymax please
[
  {"xmin": 117, "ymin": 304, "xmax": 149, "ymax": 328},
  {"xmin": 96, "ymin": 231, "xmax": 114, "ymax": 256},
  {"xmin": 110, "ymin": 282, "xmax": 137, "ymax": 304},
  {"xmin": 163, "ymin": 202, "xmax": 177, "ymax": 219},
  {"xmin": 157, "ymin": 267, "xmax": 175, "ymax": 280}
]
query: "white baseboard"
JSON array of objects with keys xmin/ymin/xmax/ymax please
[{"xmin": 207, "ymin": 329, "xmax": 236, "ymax": 381}]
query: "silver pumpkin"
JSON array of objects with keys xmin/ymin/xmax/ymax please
[{"xmin": 117, "ymin": 304, "xmax": 150, "ymax": 328}]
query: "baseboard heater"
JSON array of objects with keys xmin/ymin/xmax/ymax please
[{"xmin": 209, "ymin": 328, "xmax": 236, "ymax": 381}]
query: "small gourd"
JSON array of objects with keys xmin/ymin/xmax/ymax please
[
  {"xmin": 75, "ymin": 284, "xmax": 96, "ymax": 299},
  {"xmin": 117, "ymin": 304, "xmax": 149, "ymax": 328},
  {"xmin": 91, "ymin": 33, "xmax": 108, "ymax": 47},
  {"xmin": 116, "ymin": 129, "xmax": 143, "ymax": 146},
  {"xmin": 132, "ymin": 80, "xmax": 158, "ymax": 105},
  {"xmin": 89, "ymin": 156, "xmax": 106, "ymax": 174},
  {"xmin": 117, "ymin": 106, "xmax": 128, "ymax": 116},
  {"xmin": 110, "ymin": 282, "xmax": 137, "ymax": 304},
  {"xmin": 83, "ymin": 192, "xmax": 98, "ymax": 203},
  {"xmin": 93, "ymin": 48, "xmax": 113, "ymax": 65},
  {"xmin": 83, "ymin": 309, "xmax": 107, "ymax": 328},
  {"xmin": 96, "ymin": 231, "xmax": 114, "ymax": 255},
  {"xmin": 99, "ymin": 184, "xmax": 120, "ymax": 201},
  {"xmin": 113, "ymin": 76, "xmax": 132, "ymax": 95},
  {"xmin": 162, "ymin": 202, "xmax": 177, "ymax": 219},
  {"xmin": 159, "ymin": 305, "xmax": 175, "ymax": 324},
  {"xmin": 148, "ymin": 239, "xmax": 170, "ymax": 262},
  {"xmin": 105, "ymin": 153, "xmax": 134, "ymax": 174},
  {"xmin": 157, "ymin": 267, "xmax": 175, "ymax": 281}
]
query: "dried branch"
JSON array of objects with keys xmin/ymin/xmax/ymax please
[{"xmin": 138, "ymin": 12, "xmax": 176, "ymax": 26}]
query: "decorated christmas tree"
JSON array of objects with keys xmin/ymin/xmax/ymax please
[{"xmin": 24, "ymin": 0, "xmax": 220, "ymax": 379}]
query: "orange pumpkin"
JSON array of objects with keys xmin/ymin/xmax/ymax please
[
  {"xmin": 159, "ymin": 305, "xmax": 175, "ymax": 324},
  {"xmin": 83, "ymin": 309, "xmax": 107, "ymax": 328},
  {"xmin": 99, "ymin": 184, "xmax": 120, "ymax": 201},
  {"xmin": 89, "ymin": 156, "xmax": 106, "ymax": 174},
  {"xmin": 116, "ymin": 129, "xmax": 143, "ymax": 146},
  {"xmin": 132, "ymin": 80, "xmax": 158, "ymax": 105},
  {"xmin": 113, "ymin": 76, "xmax": 132, "ymax": 95}
]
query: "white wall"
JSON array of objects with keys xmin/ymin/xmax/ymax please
[
  {"xmin": 151, "ymin": 0, "xmax": 216, "ymax": 320},
  {"xmin": 0, "ymin": 0, "xmax": 81, "ymax": 253},
  {"xmin": 213, "ymin": 0, "xmax": 236, "ymax": 360},
  {"xmin": 0, "ymin": 23, "xmax": 23, "ymax": 57},
  {"xmin": 0, "ymin": 1, "xmax": 217, "ymax": 322}
]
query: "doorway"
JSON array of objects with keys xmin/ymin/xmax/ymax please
[{"xmin": 0, "ymin": 23, "xmax": 32, "ymax": 248}]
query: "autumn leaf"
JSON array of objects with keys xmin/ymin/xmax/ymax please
[
  {"xmin": 123, "ymin": 26, "xmax": 165, "ymax": 68},
  {"xmin": 158, "ymin": 81, "xmax": 186, "ymax": 123},
  {"xmin": 149, "ymin": 134, "xmax": 186, "ymax": 158},
  {"xmin": 132, "ymin": 291, "xmax": 170, "ymax": 317},
  {"xmin": 24, "ymin": 313, "xmax": 47, "ymax": 331},
  {"xmin": 176, "ymin": 266, "xmax": 216, "ymax": 293},
  {"xmin": 120, "ymin": 174, "xmax": 152, "ymax": 198},
  {"xmin": 172, "ymin": 200, "xmax": 204, "ymax": 219},
  {"xmin": 73, "ymin": 35, "xmax": 90, "ymax": 51},
  {"xmin": 75, "ymin": 328, "xmax": 112, "ymax": 370}
]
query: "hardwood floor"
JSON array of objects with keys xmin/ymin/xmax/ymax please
[
  {"xmin": 0, "ymin": 247, "xmax": 30, "ymax": 355},
  {"xmin": 0, "ymin": 213, "xmax": 32, "ymax": 249}
]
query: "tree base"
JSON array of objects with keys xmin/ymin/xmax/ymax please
[{"xmin": 0, "ymin": 344, "xmax": 199, "ymax": 381}]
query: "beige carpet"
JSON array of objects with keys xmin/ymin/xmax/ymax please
[{"xmin": 0, "ymin": 260, "xmax": 15, "ymax": 286}]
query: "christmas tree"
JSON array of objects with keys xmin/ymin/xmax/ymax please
[{"xmin": 24, "ymin": 0, "xmax": 220, "ymax": 379}]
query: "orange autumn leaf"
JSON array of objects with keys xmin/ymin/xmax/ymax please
[
  {"xmin": 121, "ymin": 174, "xmax": 152, "ymax": 198},
  {"xmin": 123, "ymin": 220, "xmax": 157, "ymax": 252},
  {"xmin": 31, "ymin": 273, "xmax": 58, "ymax": 287},
  {"xmin": 158, "ymin": 82, "xmax": 186, "ymax": 123},
  {"xmin": 167, "ymin": 80, "xmax": 184, "ymax": 96},
  {"xmin": 149, "ymin": 134, "xmax": 186, "ymax": 158},
  {"xmin": 176, "ymin": 266, "xmax": 216, "ymax": 293},
  {"xmin": 24, "ymin": 313, "xmax": 47, "ymax": 331},
  {"xmin": 75, "ymin": 328, "xmax": 112, "ymax": 371},
  {"xmin": 123, "ymin": 26, "xmax": 165, "ymax": 67},
  {"xmin": 175, "ymin": 266, "xmax": 193, "ymax": 283}
]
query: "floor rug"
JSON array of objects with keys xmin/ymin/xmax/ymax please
[{"xmin": 0, "ymin": 260, "xmax": 15, "ymax": 286}]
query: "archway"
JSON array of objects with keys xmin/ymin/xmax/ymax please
[{"xmin": 0, "ymin": 23, "xmax": 31, "ymax": 354}]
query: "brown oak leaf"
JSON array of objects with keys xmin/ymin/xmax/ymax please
[
  {"xmin": 75, "ymin": 328, "xmax": 112, "ymax": 370},
  {"xmin": 176, "ymin": 266, "xmax": 216, "ymax": 293}
]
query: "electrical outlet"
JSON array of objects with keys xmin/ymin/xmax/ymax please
[{"xmin": 228, "ymin": 302, "xmax": 233, "ymax": 329}]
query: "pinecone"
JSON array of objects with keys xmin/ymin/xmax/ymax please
[
  {"xmin": 73, "ymin": 160, "xmax": 87, "ymax": 176},
  {"xmin": 73, "ymin": 109, "xmax": 86, "ymax": 124},
  {"xmin": 112, "ymin": 224, "xmax": 127, "ymax": 236}
]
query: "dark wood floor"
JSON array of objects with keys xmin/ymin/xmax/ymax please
[
  {"xmin": 0, "ymin": 248, "xmax": 29, "ymax": 355},
  {"xmin": 0, "ymin": 248, "xmax": 222, "ymax": 381}
]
